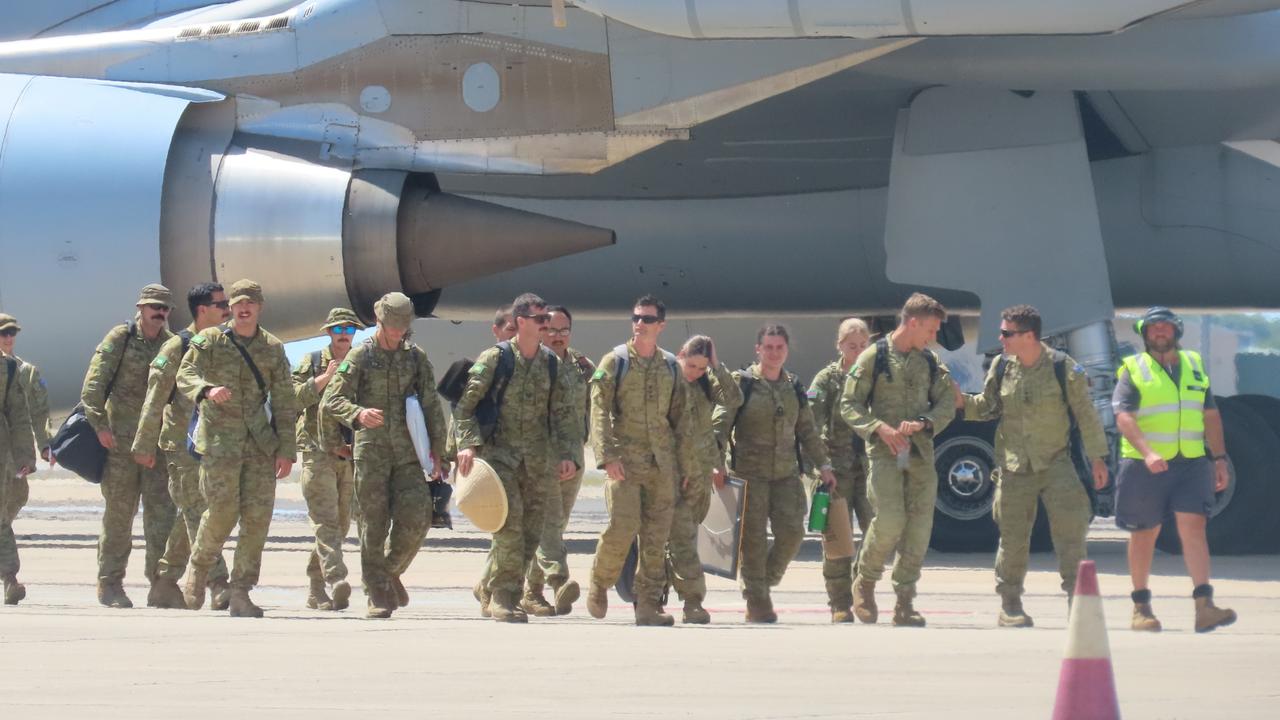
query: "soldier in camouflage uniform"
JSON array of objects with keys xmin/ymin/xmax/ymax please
[
  {"xmin": 808, "ymin": 317, "xmax": 873, "ymax": 622},
  {"xmin": 586, "ymin": 295, "xmax": 697, "ymax": 627},
  {"xmin": 456, "ymin": 293, "xmax": 576, "ymax": 623},
  {"xmin": 958, "ymin": 305, "xmax": 1109, "ymax": 627},
  {"xmin": 713, "ymin": 325, "xmax": 835, "ymax": 623},
  {"xmin": 293, "ymin": 308, "xmax": 363, "ymax": 611},
  {"xmin": 444, "ymin": 306, "xmax": 515, "ymax": 467},
  {"xmin": 325, "ymin": 292, "xmax": 447, "ymax": 619},
  {"xmin": 177, "ymin": 279, "xmax": 298, "ymax": 617},
  {"xmin": 131, "ymin": 283, "xmax": 232, "ymax": 610},
  {"xmin": 667, "ymin": 335, "xmax": 741, "ymax": 624},
  {"xmin": 0, "ymin": 314, "xmax": 36, "ymax": 605},
  {"xmin": 81, "ymin": 284, "xmax": 178, "ymax": 609},
  {"xmin": 841, "ymin": 293, "xmax": 956, "ymax": 627}
]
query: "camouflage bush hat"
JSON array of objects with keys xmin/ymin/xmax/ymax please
[
  {"xmin": 454, "ymin": 457, "xmax": 508, "ymax": 533},
  {"xmin": 374, "ymin": 292, "xmax": 414, "ymax": 330},
  {"xmin": 322, "ymin": 307, "xmax": 364, "ymax": 331},
  {"xmin": 135, "ymin": 283, "xmax": 173, "ymax": 308},
  {"xmin": 228, "ymin": 279, "xmax": 265, "ymax": 306},
  {"xmin": 0, "ymin": 313, "xmax": 20, "ymax": 332}
]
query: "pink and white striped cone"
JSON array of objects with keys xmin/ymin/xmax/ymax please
[{"xmin": 1052, "ymin": 560, "xmax": 1121, "ymax": 720}]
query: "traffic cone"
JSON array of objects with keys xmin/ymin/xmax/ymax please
[{"xmin": 1052, "ymin": 560, "xmax": 1121, "ymax": 720}]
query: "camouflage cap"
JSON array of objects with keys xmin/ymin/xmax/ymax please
[
  {"xmin": 321, "ymin": 307, "xmax": 364, "ymax": 331},
  {"xmin": 135, "ymin": 283, "xmax": 173, "ymax": 308},
  {"xmin": 374, "ymin": 292, "xmax": 415, "ymax": 330},
  {"xmin": 228, "ymin": 279, "xmax": 265, "ymax": 306},
  {"xmin": 0, "ymin": 313, "xmax": 20, "ymax": 332}
]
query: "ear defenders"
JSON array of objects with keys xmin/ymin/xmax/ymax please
[{"xmin": 1134, "ymin": 306, "xmax": 1184, "ymax": 340}]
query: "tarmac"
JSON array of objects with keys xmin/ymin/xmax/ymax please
[{"xmin": 1, "ymin": 475, "xmax": 1277, "ymax": 719}]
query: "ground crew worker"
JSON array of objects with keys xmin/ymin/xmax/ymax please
[
  {"xmin": 957, "ymin": 305, "xmax": 1109, "ymax": 627},
  {"xmin": 1112, "ymin": 306, "xmax": 1236, "ymax": 633},
  {"xmin": 0, "ymin": 315, "xmax": 36, "ymax": 605},
  {"xmin": 456, "ymin": 293, "xmax": 576, "ymax": 623},
  {"xmin": 668, "ymin": 335, "xmax": 741, "ymax": 624},
  {"xmin": 586, "ymin": 295, "xmax": 696, "ymax": 627},
  {"xmin": 81, "ymin": 284, "xmax": 178, "ymax": 609},
  {"xmin": 807, "ymin": 317, "xmax": 874, "ymax": 622},
  {"xmin": 131, "ymin": 283, "xmax": 232, "ymax": 610},
  {"xmin": 840, "ymin": 292, "xmax": 956, "ymax": 627},
  {"xmin": 177, "ymin": 279, "xmax": 297, "ymax": 617},
  {"xmin": 714, "ymin": 325, "xmax": 834, "ymax": 623},
  {"xmin": 293, "ymin": 308, "xmax": 363, "ymax": 611},
  {"xmin": 526, "ymin": 304, "xmax": 594, "ymax": 615},
  {"xmin": 324, "ymin": 292, "xmax": 447, "ymax": 619}
]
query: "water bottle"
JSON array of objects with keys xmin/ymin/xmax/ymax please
[
  {"xmin": 808, "ymin": 485, "xmax": 831, "ymax": 533},
  {"xmin": 897, "ymin": 444, "xmax": 910, "ymax": 469}
]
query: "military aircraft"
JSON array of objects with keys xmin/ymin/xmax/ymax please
[{"xmin": 2, "ymin": 0, "xmax": 1278, "ymax": 553}]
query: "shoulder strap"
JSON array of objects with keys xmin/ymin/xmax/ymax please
[
  {"xmin": 867, "ymin": 338, "xmax": 890, "ymax": 405},
  {"xmin": 103, "ymin": 322, "xmax": 135, "ymax": 402},
  {"xmin": 489, "ymin": 340, "xmax": 517, "ymax": 409},
  {"xmin": 924, "ymin": 348, "xmax": 939, "ymax": 386},
  {"xmin": 789, "ymin": 371, "xmax": 808, "ymax": 474},
  {"xmin": 994, "ymin": 355, "xmax": 1010, "ymax": 393},
  {"xmin": 167, "ymin": 330, "xmax": 197, "ymax": 405},
  {"xmin": 729, "ymin": 372, "xmax": 755, "ymax": 470},
  {"xmin": 696, "ymin": 373, "xmax": 713, "ymax": 402},
  {"xmin": 1050, "ymin": 350, "xmax": 1080, "ymax": 432},
  {"xmin": 611, "ymin": 344, "xmax": 630, "ymax": 416},
  {"xmin": 3, "ymin": 357, "xmax": 14, "ymax": 411},
  {"xmin": 544, "ymin": 347, "xmax": 559, "ymax": 430},
  {"xmin": 310, "ymin": 349, "xmax": 324, "ymax": 377},
  {"xmin": 222, "ymin": 327, "xmax": 268, "ymax": 396}
]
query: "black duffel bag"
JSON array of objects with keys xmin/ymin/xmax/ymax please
[{"xmin": 49, "ymin": 323, "xmax": 133, "ymax": 483}]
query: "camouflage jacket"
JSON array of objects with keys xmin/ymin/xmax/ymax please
[
  {"xmin": 177, "ymin": 325, "xmax": 298, "ymax": 460},
  {"xmin": 132, "ymin": 324, "xmax": 200, "ymax": 455},
  {"xmin": 557, "ymin": 347, "xmax": 595, "ymax": 470},
  {"xmin": 293, "ymin": 344, "xmax": 348, "ymax": 455},
  {"xmin": 4, "ymin": 353, "xmax": 50, "ymax": 453},
  {"xmin": 840, "ymin": 340, "xmax": 956, "ymax": 462},
  {"xmin": 0, "ymin": 357, "xmax": 35, "ymax": 472},
  {"xmin": 81, "ymin": 320, "xmax": 173, "ymax": 445},
  {"xmin": 713, "ymin": 364, "xmax": 828, "ymax": 482},
  {"xmin": 590, "ymin": 341, "xmax": 697, "ymax": 479},
  {"xmin": 687, "ymin": 362, "xmax": 741, "ymax": 478},
  {"xmin": 809, "ymin": 359, "xmax": 865, "ymax": 476}
]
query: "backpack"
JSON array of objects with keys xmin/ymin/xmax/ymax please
[
  {"xmin": 436, "ymin": 341, "xmax": 558, "ymax": 442},
  {"xmin": 993, "ymin": 349, "xmax": 1091, "ymax": 492},
  {"xmin": 165, "ymin": 330, "xmax": 194, "ymax": 404},
  {"xmin": 729, "ymin": 369, "xmax": 809, "ymax": 473},
  {"xmin": 2, "ymin": 357, "xmax": 15, "ymax": 412},
  {"xmin": 609, "ymin": 343, "xmax": 679, "ymax": 416}
]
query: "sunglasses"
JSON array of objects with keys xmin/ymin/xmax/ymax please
[
  {"xmin": 545, "ymin": 328, "xmax": 572, "ymax": 337},
  {"xmin": 203, "ymin": 300, "xmax": 230, "ymax": 310},
  {"xmin": 631, "ymin": 314, "xmax": 662, "ymax": 325},
  {"xmin": 329, "ymin": 325, "xmax": 359, "ymax": 335},
  {"xmin": 999, "ymin": 328, "xmax": 1031, "ymax": 338},
  {"xmin": 0, "ymin": 328, "xmax": 17, "ymax": 338},
  {"xmin": 519, "ymin": 313, "xmax": 551, "ymax": 324}
]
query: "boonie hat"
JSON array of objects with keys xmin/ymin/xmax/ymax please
[
  {"xmin": 322, "ymin": 307, "xmax": 364, "ymax": 332},
  {"xmin": 374, "ymin": 292, "xmax": 415, "ymax": 330},
  {"xmin": 454, "ymin": 457, "xmax": 507, "ymax": 533}
]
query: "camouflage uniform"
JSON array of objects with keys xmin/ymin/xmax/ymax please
[
  {"xmin": 809, "ymin": 359, "xmax": 873, "ymax": 610},
  {"xmin": 82, "ymin": 319, "xmax": 177, "ymax": 588},
  {"xmin": 1, "ymin": 354, "xmax": 46, "ymax": 580},
  {"xmin": 177, "ymin": 324, "xmax": 297, "ymax": 594},
  {"xmin": 667, "ymin": 362, "xmax": 741, "ymax": 606},
  {"xmin": 324, "ymin": 336, "xmax": 446, "ymax": 606},
  {"xmin": 840, "ymin": 341, "xmax": 955, "ymax": 604},
  {"xmin": 455, "ymin": 344, "xmax": 575, "ymax": 605},
  {"xmin": 0, "ymin": 357, "xmax": 35, "ymax": 584},
  {"xmin": 131, "ymin": 325, "xmax": 229, "ymax": 587},
  {"xmin": 713, "ymin": 364, "xmax": 828, "ymax": 607},
  {"xmin": 589, "ymin": 342, "xmax": 696, "ymax": 611},
  {"xmin": 964, "ymin": 343, "xmax": 1107, "ymax": 600}
]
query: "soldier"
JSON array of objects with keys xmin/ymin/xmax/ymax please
[
  {"xmin": 586, "ymin": 295, "xmax": 696, "ymax": 627},
  {"xmin": 324, "ymin": 292, "xmax": 447, "ymax": 619},
  {"xmin": 131, "ymin": 283, "xmax": 232, "ymax": 610},
  {"xmin": 714, "ymin": 325, "xmax": 834, "ymax": 623},
  {"xmin": 455, "ymin": 293, "xmax": 576, "ymax": 623},
  {"xmin": 807, "ymin": 317, "xmax": 874, "ymax": 622},
  {"xmin": 526, "ymin": 304, "xmax": 594, "ymax": 615},
  {"xmin": 444, "ymin": 306, "xmax": 515, "ymax": 470},
  {"xmin": 492, "ymin": 306, "xmax": 517, "ymax": 342},
  {"xmin": 956, "ymin": 305, "xmax": 1109, "ymax": 627},
  {"xmin": 81, "ymin": 284, "xmax": 178, "ymax": 609},
  {"xmin": 840, "ymin": 292, "xmax": 956, "ymax": 627},
  {"xmin": 293, "ymin": 308, "xmax": 364, "ymax": 611},
  {"xmin": 176, "ymin": 279, "xmax": 298, "ymax": 617},
  {"xmin": 668, "ymin": 335, "xmax": 741, "ymax": 624},
  {"xmin": 0, "ymin": 314, "xmax": 36, "ymax": 605}
]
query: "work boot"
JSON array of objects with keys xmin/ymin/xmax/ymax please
[
  {"xmin": 831, "ymin": 606, "xmax": 855, "ymax": 624},
  {"xmin": 635, "ymin": 601, "xmax": 675, "ymax": 627},
  {"xmin": 587, "ymin": 582, "xmax": 608, "ymax": 619},
  {"xmin": 148, "ymin": 578, "xmax": 187, "ymax": 609},
  {"xmin": 228, "ymin": 587, "xmax": 264, "ymax": 618},
  {"xmin": 682, "ymin": 599, "xmax": 711, "ymax": 625},
  {"xmin": 331, "ymin": 580, "xmax": 352, "ymax": 611},
  {"xmin": 1193, "ymin": 585, "xmax": 1237, "ymax": 634},
  {"xmin": 998, "ymin": 594, "xmax": 1034, "ymax": 628},
  {"xmin": 893, "ymin": 590, "xmax": 926, "ymax": 627},
  {"xmin": 490, "ymin": 590, "xmax": 528, "ymax": 623},
  {"xmin": 306, "ymin": 576, "xmax": 332, "ymax": 610},
  {"xmin": 853, "ymin": 579, "xmax": 878, "ymax": 624},
  {"xmin": 520, "ymin": 586, "xmax": 556, "ymax": 617},
  {"xmin": 183, "ymin": 568, "xmax": 208, "ymax": 610},
  {"xmin": 2, "ymin": 575, "xmax": 26, "ymax": 605},
  {"xmin": 744, "ymin": 595, "xmax": 777, "ymax": 624},
  {"xmin": 209, "ymin": 576, "xmax": 231, "ymax": 611},
  {"xmin": 98, "ymin": 579, "xmax": 133, "ymax": 609},
  {"xmin": 1130, "ymin": 589, "xmax": 1162, "ymax": 632},
  {"xmin": 473, "ymin": 580, "xmax": 492, "ymax": 618},
  {"xmin": 366, "ymin": 583, "xmax": 393, "ymax": 619},
  {"xmin": 391, "ymin": 575, "xmax": 409, "ymax": 608},
  {"xmin": 552, "ymin": 579, "xmax": 580, "ymax": 616}
]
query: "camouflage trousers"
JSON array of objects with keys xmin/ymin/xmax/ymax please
[
  {"xmin": 356, "ymin": 457, "xmax": 429, "ymax": 589},
  {"xmin": 0, "ymin": 463, "xmax": 28, "ymax": 578},
  {"xmin": 481, "ymin": 456, "xmax": 548, "ymax": 596},
  {"xmin": 528, "ymin": 464, "xmax": 584, "ymax": 589},
  {"xmin": 994, "ymin": 454, "xmax": 1091, "ymax": 597},
  {"xmin": 591, "ymin": 455, "xmax": 675, "ymax": 607},
  {"xmin": 739, "ymin": 474, "xmax": 806, "ymax": 602},
  {"xmin": 855, "ymin": 448, "xmax": 938, "ymax": 598},
  {"xmin": 823, "ymin": 457, "xmax": 871, "ymax": 609},
  {"xmin": 190, "ymin": 450, "xmax": 275, "ymax": 589},
  {"xmin": 156, "ymin": 450, "xmax": 228, "ymax": 583},
  {"xmin": 666, "ymin": 473, "xmax": 712, "ymax": 603},
  {"xmin": 301, "ymin": 452, "xmax": 356, "ymax": 584},
  {"xmin": 98, "ymin": 448, "xmax": 176, "ymax": 583}
]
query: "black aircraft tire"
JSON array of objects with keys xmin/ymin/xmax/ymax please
[
  {"xmin": 1230, "ymin": 395, "xmax": 1280, "ymax": 552},
  {"xmin": 930, "ymin": 420, "xmax": 1000, "ymax": 553}
]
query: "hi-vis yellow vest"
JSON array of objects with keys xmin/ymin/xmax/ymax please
[{"xmin": 1118, "ymin": 351, "xmax": 1209, "ymax": 460}]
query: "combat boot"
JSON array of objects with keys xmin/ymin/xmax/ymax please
[
  {"xmin": 552, "ymin": 579, "xmax": 580, "ymax": 616},
  {"xmin": 1193, "ymin": 585, "xmax": 1237, "ymax": 633},
  {"xmin": 473, "ymin": 580, "xmax": 492, "ymax": 618},
  {"xmin": 682, "ymin": 598, "xmax": 711, "ymax": 625},
  {"xmin": 744, "ymin": 595, "xmax": 777, "ymax": 624},
  {"xmin": 183, "ymin": 568, "xmax": 208, "ymax": 610},
  {"xmin": 998, "ymin": 593, "xmax": 1034, "ymax": 628},
  {"xmin": 331, "ymin": 580, "xmax": 352, "ymax": 611},
  {"xmin": 148, "ymin": 578, "xmax": 187, "ymax": 609},
  {"xmin": 306, "ymin": 576, "xmax": 332, "ymax": 610},
  {"xmin": 586, "ymin": 581, "xmax": 608, "ymax": 619},
  {"xmin": 635, "ymin": 601, "xmax": 675, "ymax": 627},
  {"xmin": 519, "ymin": 586, "xmax": 556, "ymax": 618},
  {"xmin": 490, "ymin": 590, "xmax": 529, "ymax": 623},
  {"xmin": 228, "ymin": 587, "xmax": 264, "ymax": 618},
  {"xmin": 1130, "ymin": 589, "xmax": 1162, "ymax": 632},
  {"xmin": 831, "ymin": 606, "xmax": 855, "ymax": 624},
  {"xmin": 209, "ymin": 576, "xmax": 231, "ymax": 611},
  {"xmin": 391, "ymin": 575, "xmax": 409, "ymax": 608},
  {"xmin": 893, "ymin": 590, "xmax": 926, "ymax": 627},
  {"xmin": 3, "ymin": 575, "xmax": 26, "ymax": 605},
  {"xmin": 852, "ymin": 579, "xmax": 878, "ymax": 624},
  {"xmin": 366, "ymin": 583, "xmax": 393, "ymax": 619},
  {"xmin": 98, "ymin": 579, "xmax": 133, "ymax": 609}
]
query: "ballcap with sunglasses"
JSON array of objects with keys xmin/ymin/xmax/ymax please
[{"xmin": 0, "ymin": 313, "xmax": 20, "ymax": 337}]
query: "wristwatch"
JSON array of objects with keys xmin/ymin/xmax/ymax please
[
  {"xmin": 916, "ymin": 416, "xmax": 933, "ymax": 432},
  {"xmin": 1212, "ymin": 455, "xmax": 1227, "ymax": 463}
]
